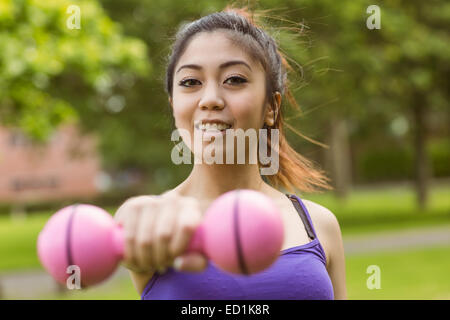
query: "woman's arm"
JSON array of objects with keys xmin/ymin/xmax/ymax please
[
  {"xmin": 129, "ymin": 269, "xmax": 155, "ymax": 296},
  {"xmin": 324, "ymin": 212, "xmax": 348, "ymax": 300},
  {"xmin": 303, "ymin": 200, "xmax": 348, "ymax": 300}
]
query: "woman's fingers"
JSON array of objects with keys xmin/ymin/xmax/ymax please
[
  {"xmin": 169, "ymin": 198, "xmax": 202, "ymax": 260},
  {"xmin": 121, "ymin": 202, "xmax": 141, "ymax": 268},
  {"xmin": 115, "ymin": 194, "xmax": 206, "ymax": 274},
  {"xmin": 174, "ymin": 253, "xmax": 208, "ymax": 273},
  {"xmin": 135, "ymin": 204, "xmax": 158, "ymax": 270},
  {"xmin": 152, "ymin": 203, "xmax": 177, "ymax": 271}
]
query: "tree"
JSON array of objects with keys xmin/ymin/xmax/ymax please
[
  {"xmin": 0, "ymin": 0, "xmax": 150, "ymax": 142},
  {"xmin": 277, "ymin": 0, "xmax": 449, "ymax": 208},
  {"xmin": 369, "ymin": 1, "xmax": 450, "ymax": 209}
]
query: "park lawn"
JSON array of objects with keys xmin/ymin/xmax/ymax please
[
  {"xmin": 0, "ymin": 212, "xmax": 53, "ymax": 271},
  {"xmin": 0, "ymin": 184, "xmax": 448, "ymax": 272},
  {"xmin": 304, "ymin": 183, "xmax": 450, "ymax": 236},
  {"xmin": 40, "ymin": 245, "xmax": 450, "ymax": 300},
  {"xmin": 42, "ymin": 276, "xmax": 139, "ymax": 300},
  {"xmin": 0, "ymin": 207, "xmax": 117, "ymax": 272},
  {"xmin": 345, "ymin": 246, "xmax": 450, "ymax": 299}
]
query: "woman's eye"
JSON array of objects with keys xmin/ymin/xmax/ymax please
[
  {"xmin": 178, "ymin": 79, "xmax": 201, "ymax": 87},
  {"xmin": 178, "ymin": 76, "xmax": 247, "ymax": 87},
  {"xmin": 225, "ymin": 76, "xmax": 247, "ymax": 85}
]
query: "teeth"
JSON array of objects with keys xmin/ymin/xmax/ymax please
[{"xmin": 197, "ymin": 122, "xmax": 231, "ymax": 131}]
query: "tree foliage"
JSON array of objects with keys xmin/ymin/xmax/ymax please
[
  {"xmin": 1, "ymin": 0, "xmax": 448, "ymax": 193},
  {"xmin": 0, "ymin": 0, "xmax": 150, "ymax": 142}
]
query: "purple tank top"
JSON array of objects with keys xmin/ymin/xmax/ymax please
[{"xmin": 141, "ymin": 194, "xmax": 334, "ymax": 300}]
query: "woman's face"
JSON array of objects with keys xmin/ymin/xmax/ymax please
[{"xmin": 170, "ymin": 30, "xmax": 275, "ymax": 160}]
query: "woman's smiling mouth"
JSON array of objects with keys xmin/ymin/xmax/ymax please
[{"xmin": 194, "ymin": 120, "xmax": 233, "ymax": 132}]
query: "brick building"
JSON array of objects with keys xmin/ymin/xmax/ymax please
[{"xmin": 0, "ymin": 124, "xmax": 101, "ymax": 204}]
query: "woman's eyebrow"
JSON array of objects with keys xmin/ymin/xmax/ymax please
[{"xmin": 176, "ymin": 60, "xmax": 252, "ymax": 74}]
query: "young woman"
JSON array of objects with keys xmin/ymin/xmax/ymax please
[{"xmin": 114, "ymin": 6, "xmax": 347, "ymax": 300}]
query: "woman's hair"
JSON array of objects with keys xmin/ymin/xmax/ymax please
[{"xmin": 164, "ymin": 4, "xmax": 332, "ymax": 194}]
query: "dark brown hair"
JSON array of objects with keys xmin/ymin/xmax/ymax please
[{"xmin": 164, "ymin": 4, "xmax": 332, "ymax": 194}]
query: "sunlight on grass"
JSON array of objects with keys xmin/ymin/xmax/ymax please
[
  {"xmin": 41, "ymin": 276, "xmax": 139, "ymax": 300},
  {"xmin": 0, "ymin": 207, "xmax": 117, "ymax": 271},
  {"xmin": 38, "ymin": 246, "xmax": 450, "ymax": 300},
  {"xmin": 0, "ymin": 186, "xmax": 448, "ymax": 272},
  {"xmin": 304, "ymin": 184, "xmax": 450, "ymax": 235},
  {"xmin": 346, "ymin": 246, "xmax": 450, "ymax": 299}
]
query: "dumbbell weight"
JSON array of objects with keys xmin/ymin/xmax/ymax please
[{"xmin": 37, "ymin": 189, "xmax": 284, "ymax": 287}]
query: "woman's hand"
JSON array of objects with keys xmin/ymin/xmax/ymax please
[{"xmin": 114, "ymin": 194, "xmax": 208, "ymax": 274}]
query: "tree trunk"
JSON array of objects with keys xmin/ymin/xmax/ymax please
[
  {"xmin": 325, "ymin": 116, "xmax": 352, "ymax": 199},
  {"xmin": 412, "ymin": 98, "xmax": 431, "ymax": 210}
]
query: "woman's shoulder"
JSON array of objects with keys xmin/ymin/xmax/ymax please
[
  {"xmin": 300, "ymin": 199, "xmax": 339, "ymax": 228},
  {"xmin": 300, "ymin": 198, "xmax": 343, "ymax": 268},
  {"xmin": 301, "ymin": 198, "xmax": 342, "ymax": 238}
]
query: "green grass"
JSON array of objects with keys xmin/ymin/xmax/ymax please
[
  {"xmin": 346, "ymin": 246, "xmax": 450, "ymax": 299},
  {"xmin": 39, "ymin": 245, "xmax": 450, "ymax": 300},
  {"xmin": 41, "ymin": 276, "xmax": 139, "ymax": 300},
  {"xmin": 0, "ymin": 213, "xmax": 53, "ymax": 271},
  {"xmin": 304, "ymin": 183, "xmax": 450, "ymax": 236},
  {"xmin": 0, "ymin": 207, "xmax": 116, "ymax": 272},
  {"xmin": 0, "ymin": 185, "xmax": 448, "ymax": 272}
]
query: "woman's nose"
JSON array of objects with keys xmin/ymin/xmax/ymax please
[{"xmin": 198, "ymin": 83, "xmax": 225, "ymax": 111}]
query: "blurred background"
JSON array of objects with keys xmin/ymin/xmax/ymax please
[{"xmin": 0, "ymin": 0, "xmax": 448, "ymax": 300}]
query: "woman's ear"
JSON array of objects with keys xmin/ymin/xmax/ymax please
[
  {"xmin": 264, "ymin": 92, "xmax": 281, "ymax": 127},
  {"xmin": 168, "ymin": 97, "xmax": 173, "ymax": 107}
]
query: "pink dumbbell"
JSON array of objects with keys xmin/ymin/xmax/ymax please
[{"xmin": 37, "ymin": 189, "xmax": 284, "ymax": 287}]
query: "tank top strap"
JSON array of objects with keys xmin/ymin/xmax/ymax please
[{"xmin": 285, "ymin": 194, "xmax": 317, "ymax": 240}]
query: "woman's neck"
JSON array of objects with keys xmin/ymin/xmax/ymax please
[{"xmin": 171, "ymin": 163, "xmax": 276, "ymax": 202}]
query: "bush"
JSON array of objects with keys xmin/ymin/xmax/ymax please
[
  {"xmin": 356, "ymin": 146, "xmax": 414, "ymax": 183},
  {"xmin": 355, "ymin": 138, "xmax": 449, "ymax": 183},
  {"xmin": 428, "ymin": 138, "xmax": 450, "ymax": 177}
]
